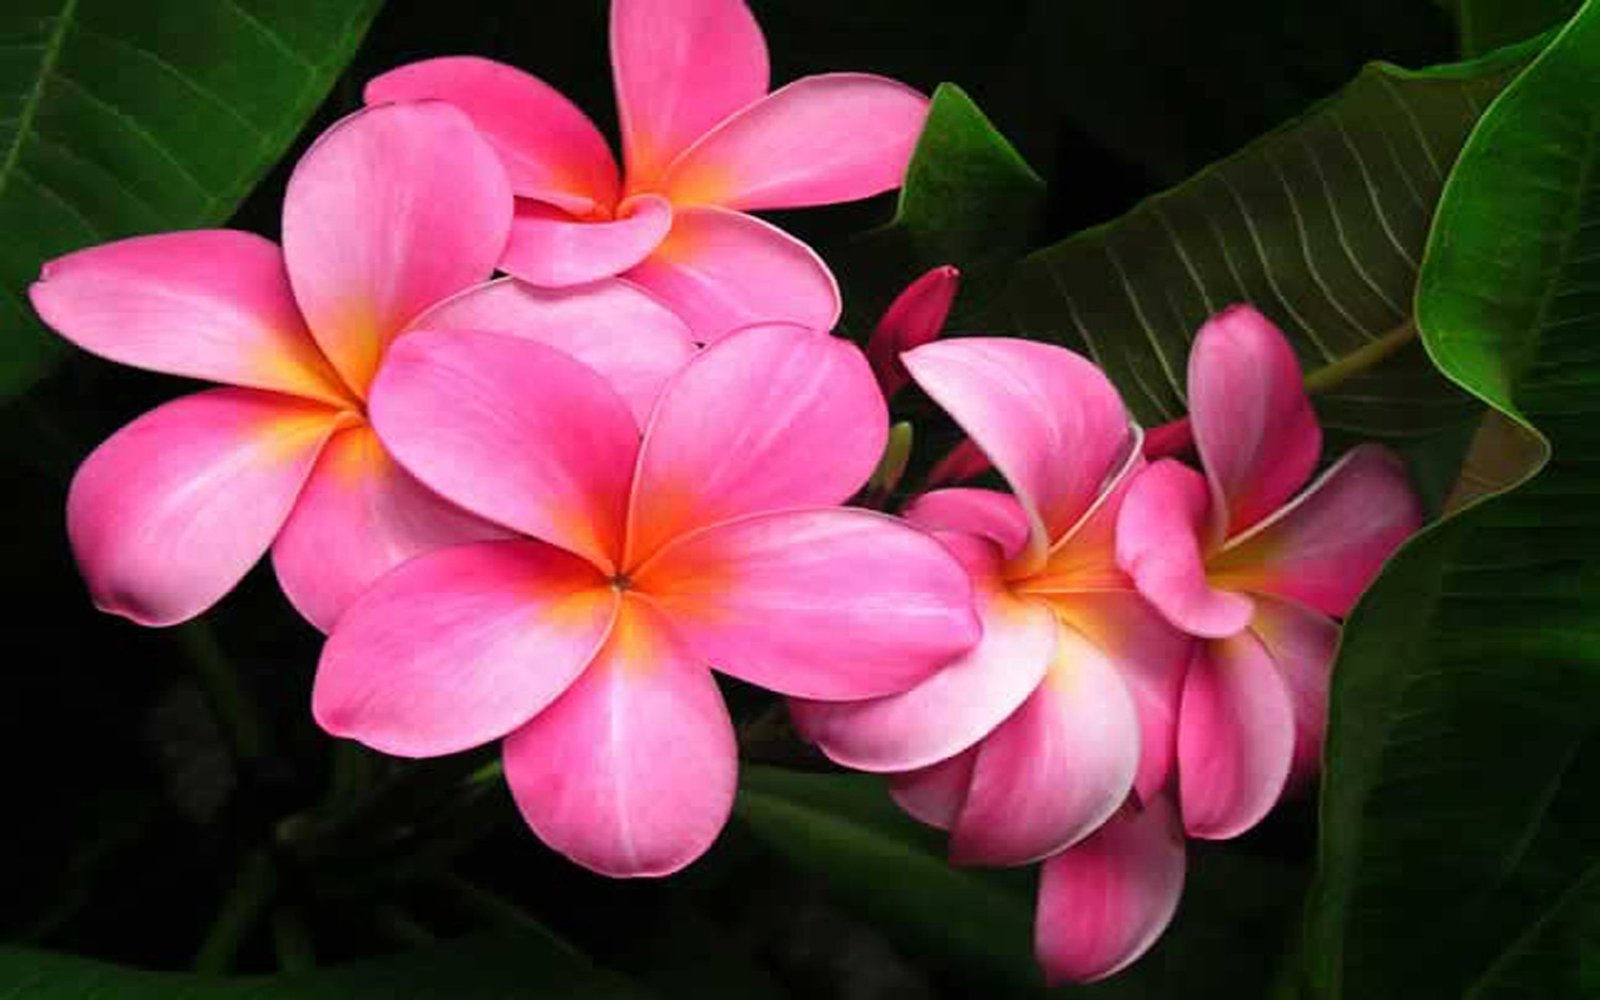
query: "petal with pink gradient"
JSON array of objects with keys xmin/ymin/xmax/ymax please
[
  {"xmin": 1210, "ymin": 444, "xmax": 1422, "ymax": 618},
  {"xmin": 1024, "ymin": 441, "xmax": 1144, "ymax": 593},
  {"xmin": 888, "ymin": 748, "xmax": 976, "ymax": 831},
  {"xmin": 313, "ymin": 540, "xmax": 617, "ymax": 756},
  {"xmin": 1035, "ymin": 796, "xmax": 1186, "ymax": 984},
  {"xmin": 866, "ymin": 265, "xmax": 959, "ymax": 398},
  {"xmin": 905, "ymin": 338, "xmax": 1134, "ymax": 569},
  {"xmin": 1115, "ymin": 460, "xmax": 1254, "ymax": 639},
  {"xmin": 948, "ymin": 621, "xmax": 1141, "ymax": 866},
  {"xmin": 624, "ymin": 206, "xmax": 841, "ymax": 343},
  {"xmin": 664, "ymin": 74, "xmax": 929, "ymax": 211},
  {"xmin": 500, "ymin": 195, "xmax": 673, "ymax": 288},
  {"xmin": 409, "ymin": 276, "xmax": 696, "ymax": 425},
  {"xmin": 1051, "ymin": 592, "xmax": 1190, "ymax": 803},
  {"xmin": 623, "ymin": 326, "xmax": 883, "ymax": 564},
  {"xmin": 30, "ymin": 231, "xmax": 350, "ymax": 406},
  {"xmin": 902, "ymin": 488, "xmax": 1030, "ymax": 562},
  {"xmin": 791, "ymin": 581, "xmax": 1055, "ymax": 772},
  {"xmin": 502, "ymin": 599, "xmax": 737, "ymax": 877},
  {"xmin": 364, "ymin": 56, "xmax": 619, "ymax": 213},
  {"xmin": 272, "ymin": 425, "xmax": 508, "ymax": 632},
  {"xmin": 1251, "ymin": 596, "xmax": 1340, "ymax": 790},
  {"xmin": 1176, "ymin": 633, "xmax": 1297, "ymax": 839},
  {"xmin": 369, "ymin": 330, "xmax": 639, "ymax": 572},
  {"xmin": 611, "ymin": 0, "xmax": 768, "ymax": 190},
  {"xmin": 636, "ymin": 508, "xmax": 979, "ymax": 700},
  {"xmin": 282, "ymin": 102, "xmax": 512, "ymax": 396},
  {"xmin": 67, "ymin": 388, "xmax": 339, "ymax": 627},
  {"xmin": 1188, "ymin": 305, "xmax": 1321, "ymax": 539}
]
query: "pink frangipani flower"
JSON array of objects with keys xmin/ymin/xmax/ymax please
[
  {"xmin": 1116, "ymin": 305, "xmax": 1423, "ymax": 839},
  {"xmin": 364, "ymin": 0, "xmax": 930, "ymax": 342},
  {"xmin": 29, "ymin": 101, "xmax": 697, "ymax": 633},
  {"xmin": 794, "ymin": 338, "xmax": 1190, "ymax": 870},
  {"xmin": 314, "ymin": 325, "xmax": 980, "ymax": 877}
]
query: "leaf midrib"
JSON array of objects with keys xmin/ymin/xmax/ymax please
[{"xmin": 0, "ymin": 0, "xmax": 79, "ymax": 208}]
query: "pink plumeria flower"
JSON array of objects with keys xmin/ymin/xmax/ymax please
[
  {"xmin": 794, "ymin": 338, "xmax": 1190, "ymax": 869},
  {"xmin": 29, "ymin": 101, "xmax": 697, "ymax": 632},
  {"xmin": 865, "ymin": 265, "xmax": 959, "ymax": 398},
  {"xmin": 313, "ymin": 325, "xmax": 980, "ymax": 877},
  {"xmin": 364, "ymin": 0, "xmax": 930, "ymax": 342},
  {"xmin": 1116, "ymin": 305, "xmax": 1423, "ymax": 839}
]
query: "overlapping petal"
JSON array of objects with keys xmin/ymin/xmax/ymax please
[
  {"xmin": 282, "ymin": 102, "xmax": 512, "ymax": 396},
  {"xmin": 313, "ymin": 540, "xmax": 618, "ymax": 756},
  {"xmin": 29, "ymin": 231, "xmax": 349, "ymax": 406},
  {"xmin": 500, "ymin": 195, "xmax": 673, "ymax": 288},
  {"xmin": 1250, "ymin": 596, "xmax": 1340, "ymax": 790},
  {"xmin": 636, "ymin": 509, "xmax": 979, "ymax": 700},
  {"xmin": 889, "ymin": 749, "xmax": 976, "ymax": 831},
  {"xmin": 903, "ymin": 488, "xmax": 1030, "ymax": 562},
  {"xmin": 1035, "ymin": 797, "xmax": 1186, "ymax": 984},
  {"xmin": 364, "ymin": 56, "xmax": 619, "ymax": 213},
  {"xmin": 624, "ymin": 326, "xmax": 882, "ymax": 565},
  {"xmin": 663, "ymin": 74, "xmax": 929, "ymax": 211},
  {"xmin": 67, "ymin": 389, "xmax": 340, "ymax": 627},
  {"xmin": 625, "ymin": 206, "xmax": 841, "ymax": 342},
  {"xmin": 502, "ymin": 599, "xmax": 737, "ymax": 877},
  {"xmin": 272, "ymin": 426, "xmax": 508, "ymax": 632},
  {"xmin": 369, "ymin": 330, "xmax": 639, "ymax": 571}
]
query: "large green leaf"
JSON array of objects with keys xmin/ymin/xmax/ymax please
[
  {"xmin": 0, "ymin": 0, "xmax": 382, "ymax": 399},
  {"xmin": 1304, "ymin": 1, "xmax": 1600, "ymax": 996},
  {"xmin": 1443, "ymin": 0, "xmax": 1581, "ymax": 55},
  {"xmin": 0, "ymin": 931, "xmax": 651, "ymax": 999},
  {"xmin": 1004, "ymin": 41, "xmax": 1540, "ymax": 445}
]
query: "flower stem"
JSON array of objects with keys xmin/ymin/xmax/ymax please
[
  {"xmin": 271, "ymin": 904, "xmax": 316, "ymax": 973},
  {"xmin": 176, "ymin": 619, "xmax": 269, "ymax": 764},
  {"xmin": 193, "ymin": 850, "xmax": 276, "ymax": 973}
]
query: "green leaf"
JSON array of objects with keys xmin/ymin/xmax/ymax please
[
  {"xmin": 1445, "ymin": 0, "xmax": 1582, "ymax": 55},
  {"xmin": 1004, "ymin": 40, "xmax": 1541, "ymax": 445},
  {"xmin": 0, "ymin": 931, "xmax": 651, "ymax": 999},
  {"xmin": 1304, "ymin": 2, "xmax": 1600, "ymax": 996},
  {"xmin": 0, "ymin": 0, "xmax": 383, "ymax": 399}
]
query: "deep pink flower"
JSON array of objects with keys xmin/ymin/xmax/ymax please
[
  {"xmin": 865, "ymin": 265, "xmax": 959, "ymax": 398},
  {"xmin": 314, "ymin": 325, "xmax": 979, "ymax": 877},
  {"xmin": 793, "ymin": 338, "xmax": 1189, "ymax": 867},
  {"xmin": 1116, "ymin": 305, "xmax": 1423, "ymax": 838},
  {"xmin": 29, "ymin": 102, "xmax": 697, "ymax": 632},
  {"xmin": 364, "ymin": 0, "xmax": 930, "ymax": 341}
]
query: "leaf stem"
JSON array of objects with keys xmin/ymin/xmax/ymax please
[{"xmin": 193, "ymin": 850, "xmax": 276, "ymax": 973}]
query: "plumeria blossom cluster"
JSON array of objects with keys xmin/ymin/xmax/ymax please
[{"xmin": 27, "ymin": 0, "xmax": 1422, "ymax": 985}]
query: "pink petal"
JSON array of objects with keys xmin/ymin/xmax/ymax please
[
  {"xmin": 272, "ymin": 425, "xmax": 508, "ymax": 632},
  {"xmin": 1035, "ymin": 796, "xmax": 1186, "ymax": 984},
  {"xmin": 313, "ymin": 540, "xmax": 618, "ymax": 756},
  {"xmin": 1024, "ymin": 440, "xmax": 1144, "ymax": 592},
  {"xmin": 1250, "ymin": 596, "xmax": 1340, "ymax": 791},
  {"xmin": 791, "ymin": 579, "xmax": 1056, "ymax": 771},
  {"xmin": 410, "ymin": 276, "xmax": 695, "ymax": 425},
  {"xmin": 502, "ymin": 599, "xmax": 737, "ymax": 877},
  {"xmin": 1052, "ymin": 593, "xmax": 1190, "ymax": 804},
  {"xmin": 500, "ymin": 195, "xmax": 673, "ymax": 288},
  {"xmin": 1210, "ymin": 444, "xmax": 1422, "ymax": 618},
  {"xmin": 902, "ymin": 488, "xmax": 1030, "ymax": 562},
  {"xmin": 663, "ymin": 74, "xmax": 929, "ymax": 211},
  {"xmin": 67, "ymin": 389, "xmax": 339, "ymax": 626},
  {"xmin": 889, "ymin": 748, "xmax": 977, "ymax": 830},
  {"xmin": 282, "ymin": 102, "xmax": 512, "ymax": 397},
  {"xmin": 369, "ymin": 330, "xmax": 639, "ymax": 572},
  {"xmin": 1115, "ymin": 460, "xmax": 1254, "ymax": 639},
  {"xmin": 904, "ymin": 338, "xmax": 1135, "ymax": 571},
  {"xmin": 948, "ymin": 622, "xmax": 1141, "ymax": 866},
  {"xmin": 30, "ymin": 231, "xmax": 350, "ymax": 406},
  {"xmin": 635, "ymin": 508, "xmax": 979, "ymax": 700},
  {"xmin": 1188, "ymin": 305, "xmax": 1321, "ymax": 539},
  {"xmin": 623, "ymin": 325, "xmax": 882, "ymax": 565},
  {"xmin": 364, "ymin": 56, "xmax": 619, "ymax": 214},
  {"xmin": 1176, "ymin": 633, "xmax": 1297, "ymax": 839},
  {"xmin": 624, "ymin": 206, "xmax": 841, "ymax": 342},
  {"xmin": 866, "ymin": 265, "xmax": 959, "ymax": 398},
  {"xmin": 924, "ymin": 437, "xmax": 992, "ymax": 488},
  {"xmin": 611, "ymin": 0, "xmax": 768, "ymax": 191}
]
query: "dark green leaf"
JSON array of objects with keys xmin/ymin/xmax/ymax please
[
  {"xmin": 1304, "ymin": 2, "xmax": 1600, "ymax": 995},
  {"xmin": 1445, "ymin": 0, "xmax": 1582, "ymax": 55},
  {"xmin": 0, "ymin": 0, "xmax": 383, "ymax": 399}
]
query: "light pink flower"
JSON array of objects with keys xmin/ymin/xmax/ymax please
[
  {"xmin": 1116, "ymin": 305, "xmax": 1423, "ymax": 839},
  {"xmin": 793, "ymin": 338, "xmax": 1190, "ymax": 869},
  {"xmin": 29, "ymin": 101, "xmax": 697, "ymax": 632},
  {"xmin": 364, "ymin": 0, "xmax": 930, "ymax": 342},
  {"xmin": 314, "ymin": 325, "xmax": 980, "ymax": 877}
]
